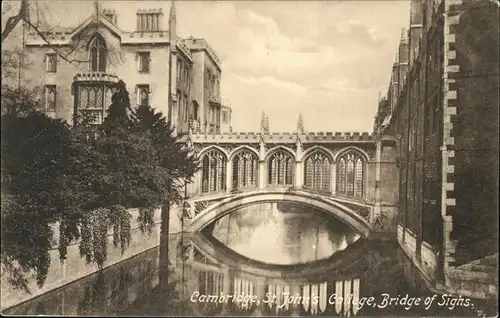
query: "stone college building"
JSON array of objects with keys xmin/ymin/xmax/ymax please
[{"xmin": 16, "ymin": 1, "xmax": 232, "ymax": 135}]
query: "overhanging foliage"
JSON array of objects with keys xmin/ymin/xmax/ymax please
[{"xmin": 1, "ymin": 80, "xmax": 198, "ymax": 292}]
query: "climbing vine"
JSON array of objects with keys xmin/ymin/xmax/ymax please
[
  {"xmin": 138, "ymin": 207, "xmax": 156, "ymax": 235},
  {"xmin": 76, "ymin": 206, "xmax": 132, "ymax": 268}
]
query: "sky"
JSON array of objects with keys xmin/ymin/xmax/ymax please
[{"xmin": 3, "ymin": 0, "xmax": 411, "ymax": 133}]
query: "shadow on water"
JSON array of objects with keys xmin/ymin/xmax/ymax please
[{"xmin": 3, "ymin": 202, "xmax": 498, "ymax": 317}]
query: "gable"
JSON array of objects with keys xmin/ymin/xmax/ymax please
[{"xmin": 69, "ymin": 15, "xmax": 123, "ymax": 41}]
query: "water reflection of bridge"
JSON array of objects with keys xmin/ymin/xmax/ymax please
[
  {"xmin": 191, "ymin": 272, "xmax": 361, "ymax": 316},
  {"xmin": 174, "ymin": 235, "xmax": 380, "ymax": 316}
]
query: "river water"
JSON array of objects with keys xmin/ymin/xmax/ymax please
[{"xmin": 3, "ymin": 202, "xmax": 497, "ymax": 316}]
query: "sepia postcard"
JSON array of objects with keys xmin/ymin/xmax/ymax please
[{"xmin": 1, "ymin": 0, "xmax": 498, "ymax": 316}]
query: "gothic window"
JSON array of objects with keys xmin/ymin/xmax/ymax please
[
  {"xmin": 136, "ymin": 85, "xmax": 150, "ymax": 106},
  {"xmin": 192, "ymin": 101, "xmax": 199, "ymax": 120},
  {"xmin": 232, "ymin": 150, "xmax": 258, "ymax": 189},
  {"xmin": 304, "ymin": 151, "xmax": 331, "ymax": 192},
  {"xmin": 177, "ymin": 59, "xmax": 182, "ymax": 82},
  {"xmin": 76, "ymin": 85, "xmax": 107, "ymax": 124},
  {"xmin": 45, "ymin": 85, "xmax": 56, "ymax": 111},
  {"xmin": 336, "ymin": 151, "xmax": 365, "ymax": 198},
  {"xmin": 201, "ymin": 149, "xmax": 227, "ymax": 193},
  {"xmin": 138, "ymin": 52, "xmax": 150, "ymax": 73},
  {"xmin": 184, "ymin": 66, "xmax": 190, "ymax": 89},
  {"xmin": 184, "ymin": 94, "xmax": 189, "ymax": 122},
  {"xmin": 45, "ymin": 54, "xmax": 57, "ymax": 73},
  {"xmin": 176, "ymin": 90, "xmax": 182, "ymax": 122},
  {"xmin": 79, "ymin": 86, "xmax": 105, "ymax": 109},
  {"xmin": 89, "ymin": 34, "xmax": 107, "ymax": 72},
  {"xmin": 267, "ymin": 150, "xmax": 294, "ymax": 186}
]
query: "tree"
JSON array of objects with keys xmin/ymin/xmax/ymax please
[
  {"xmin": 131, "ymin": 104, "xmax": 199, "ymax": 296},
  {"xmin": 102, "ymin": 80, "xmax": 133, "ymax": 135},
  {"xmin": 0, "ymin": 111, "xmax": 91, "ymax": 290},
  {"xmin": 1, "ymin": 0, "xmax": 29, "ymax": 43},
  {"xmin": 1, "ymin": 79, "xmax": 198, "ymax": 293},
  {"xmin": 1, "ymin": 43, "xmax": 39, "ymax": 116},
  {"xmin": 132, "ymin": 104, "xmax": 198, "ymax": 206},
  {"xmin": 1, "ymin": 83, "xmax": 152, "ymax": 291},
  {"xmin": 1, "ymin": 85, "xmax": 41, "ymax": 116},
  {"xmin": 74, "ymin": 82, "xmax": 167, "ymax": 267}
]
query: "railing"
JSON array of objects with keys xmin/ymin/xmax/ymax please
[
  {"xmin": 208, "ymin": 124, "xmax": 220, "ymax": 133},
  {"xmin": 73, "ymin": 72, "xmax": 120, "ymax": 84},
  {"xmin": 188, "ymin": 117, "xmax": 201, "ymax": 133}
]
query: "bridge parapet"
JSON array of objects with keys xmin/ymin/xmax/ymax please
[{"xmin": 178, "ymin": 131, "xmax": 377, "ymax": 144}]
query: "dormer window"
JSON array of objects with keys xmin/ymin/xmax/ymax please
[{"xmin": 88, "ymin": 34, "xmax": 107, "ymax": 72}]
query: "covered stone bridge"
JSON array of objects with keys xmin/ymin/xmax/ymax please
[{"xmin": 176, "ymin": 131, "xmax": 400, "ymax": 237}]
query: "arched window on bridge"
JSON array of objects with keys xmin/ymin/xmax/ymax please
[
  {"xmin": 336, "ymin": 151, "xmax": 364, "ymax": 198},
  {"xmin": 304, "ymin": 151, "xmax": 331, "ymax": 192},
  {"xmin": 232, "ymin": 150, "xmax": 258, "ymax": 189},
  {"xmin": 201, "ymin": 149, "xmax": 227, "ymax": 193},
  {"xmin": 267, "ymin": 150, "xmax": 294, "ymax": 186}
]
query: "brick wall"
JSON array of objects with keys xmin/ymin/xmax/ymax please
[{"xmin": 449, "ymin": 0, "xmax": 500, "ymax": 264}]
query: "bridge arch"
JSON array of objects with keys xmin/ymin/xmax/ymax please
[{"xmin": 189, "ymin": 189, "xmax": 372, "ymax": 238}]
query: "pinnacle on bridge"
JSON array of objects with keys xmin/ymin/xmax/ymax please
[
  {"xmin": 297, "ymin": 112, "xmax": 305, "ymax": 134},
  {"xmin": 260, "ymin": 111, "xmax": 269, "ymax": 134}
]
